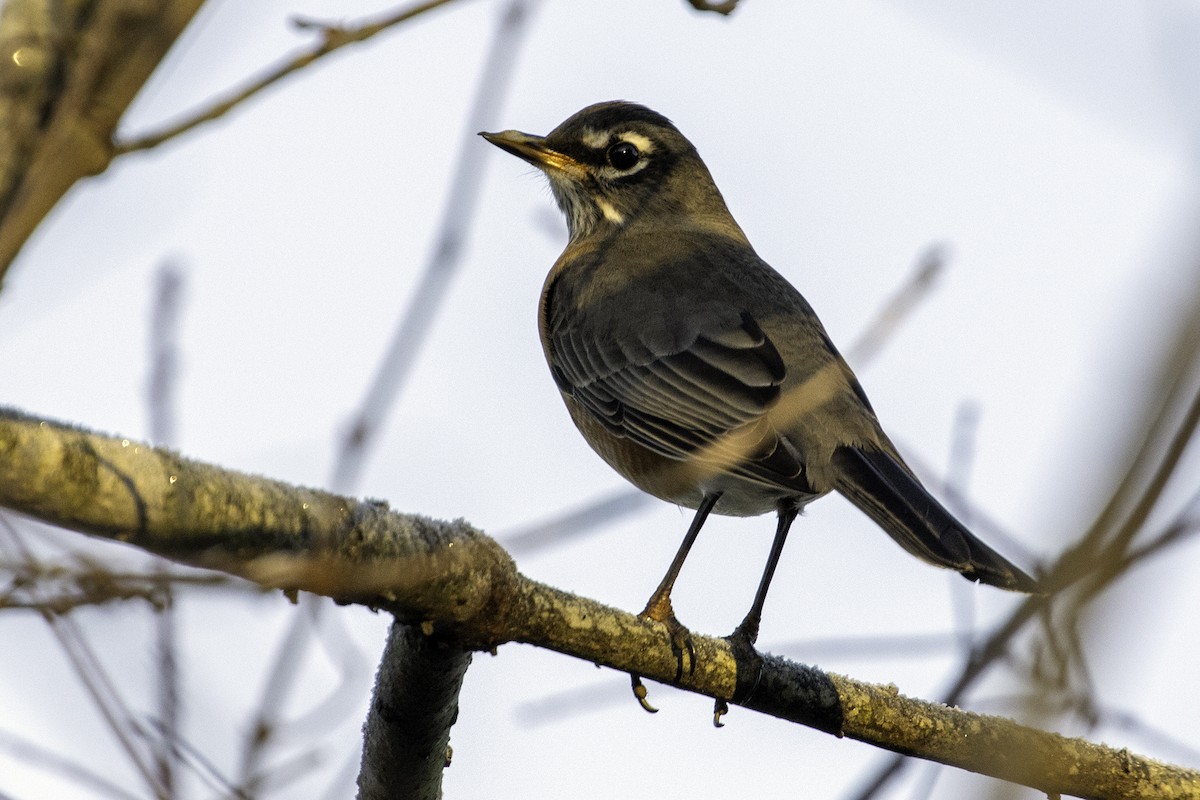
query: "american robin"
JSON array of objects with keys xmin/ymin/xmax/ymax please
[{"xmin": 482, "ymin": 101, "xmax": 1038, "ymax": 682}]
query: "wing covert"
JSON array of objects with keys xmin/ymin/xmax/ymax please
[{"xmin": 549, "ymin": 309, "xmax": 807, "ymax": 490}]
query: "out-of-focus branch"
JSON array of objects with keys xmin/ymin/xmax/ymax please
[
  {"xmin": 144, "ymin": 259, "xmax": 185, "ymax": 797},
  {"xmin": 0, "ymin": 725, "xmax": 143, "ymax": 800},
  {"xmin": 850, "ymin": 281, "xmax": 1200, "ymax": 800},
  {"xmin": 0, "ymin": 557, "xmax": 241, "ymax": 612},
  {"xmin": 845, "ymin": 244, "xmax": 945, "ymax": 366},
  {"xmin": 0, "ymin": 519, "xmax": 167, "ymax": 797},
  {"xmin": 2, "ymin": 409, "xmax": 1197, "ymax": 798},
  {"xmin": 0, "ymin": 0, "xmax": 206, "ymax": 286},
  {"xmin": 330, "ymin": 0, "xmax": 535, "ymax": 492}
]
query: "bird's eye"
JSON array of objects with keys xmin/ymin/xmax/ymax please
[{"xmin": 606, "ymin": 141, "xmax": 640, "ymax": 170}]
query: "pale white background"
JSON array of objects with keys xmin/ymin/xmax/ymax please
[{"xmin": 3, "ymin": 1, "xmax": 1200, "ymax": 798}]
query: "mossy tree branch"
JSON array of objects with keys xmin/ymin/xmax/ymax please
[{"xmin": 0, "ymin": 407, "xmax": 1197, "ymax": 800}]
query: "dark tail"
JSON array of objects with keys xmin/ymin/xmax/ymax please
[{"xmin": 830, "ymin": 444, "xmax": 1040, "ymax": 593}]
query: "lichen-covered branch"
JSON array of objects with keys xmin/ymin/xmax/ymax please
[{"xmin": 1, "ymin": 407, "xmax": 1196, "ymax": 799}]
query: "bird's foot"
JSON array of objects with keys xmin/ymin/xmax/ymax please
[
  {"xmin": 629, "ymin": 599, "xmax": 697, "ymax": 712},
  {"xmin": 639, "ymin": 598, "xmax": 696, "ymax": 682},
  {"xmin": 715, "ymin": 618, "xmax": 765, "ymax": 726},
  {"xmin": 727, "ymin": 615, "xmax": 760, "ymax": 653}
]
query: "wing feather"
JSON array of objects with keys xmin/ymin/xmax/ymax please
[{"xmin": 550, "ymin": 309, "xmax": 809, "ymax": 491}]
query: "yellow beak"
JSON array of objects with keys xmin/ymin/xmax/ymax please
[{"xmin": 480, "ymin": 130, "xmax": 588, "ymax": 180}]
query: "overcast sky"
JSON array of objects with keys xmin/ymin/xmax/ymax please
[{"xmin": 3, "ymin": 2, "xmax": 1200, "ymax": 798}]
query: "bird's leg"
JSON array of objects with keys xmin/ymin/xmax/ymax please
[
  {"xmin": 729, "ymin": 501, "xmax": 798, "ymax": 648},
  {"xmin": 716, "ymin": 502, "xmax": 798, "ymax": 725},
  {"xmin": 632, "ymin": 492, "xmax": 720, "ymax": 707}
]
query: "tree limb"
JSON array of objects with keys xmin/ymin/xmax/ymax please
[
  {"xmin": 0, "ymin": 0, "xmax": 207, "ymax": 286},
  {"xmin": 1, "ymin": 407, "xmax": 1196, "ymax": 799},
  {"xmin": 358, "ymin": 622, "xmax": 470, "ymax": 800}
]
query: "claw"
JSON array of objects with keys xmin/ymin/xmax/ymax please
[
  {"xmin": 713, "ymin": 698, "xmax": 729, "ymax": 728},
  {"xmin": 667, "ymin": 620, "xmax": 696, "ymax": 682},
  {"xmin": 638, "ymin": 601, "xmax": 697, "ymax": 683},
  {"xmin": 630, "ymin": 673, "xmax": 658, "ymax": 713}
]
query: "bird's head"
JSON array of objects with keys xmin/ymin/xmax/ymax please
[{"xmin": 482, "ymin": 101, "xmax": 737, "ymax": 241}]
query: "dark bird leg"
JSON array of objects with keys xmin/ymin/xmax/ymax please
[
  {"xmin": 715, "ymin": 501, "xmax": 799, "ymax": 726},
  {"xmin": 730, "ymin": 500, "xmax": 798, "ymax": 648},
  {"xmin": 631, "ymin": 492, "xmax": 721, "ymax": 711}
]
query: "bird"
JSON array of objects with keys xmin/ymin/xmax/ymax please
[{"xmin": 481, "ymin": 101, "xmax": 1039, "ymax": 685}]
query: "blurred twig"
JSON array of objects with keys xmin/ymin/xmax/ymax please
[
  {"xmin": 235, "ymin": 2, "xmax": 537, "ymax": 794},
  {"xmin": 845, "ymin": 243, "xmax": 945, "ymax": 365},
  {"xmin": 0, "ymin": 557, "xmax": 239, "ymax": 612},
  {"xmin": 0, "ymin": 518, "xmax": 166, "ymax": 798},
  {"xmin": 500, "ymin": 488, "xmax": 653, "ymax": 555},
  {"xmin": 146, "ymin": 260, "xmax": 184, "ymax": 797},
  {"xmin": 330, "ymin": 0, "xmax": 536, "ymax": 491},
  {"xmin": 147, "ymin": 262, "xmax": 184, "ymax": 445},
  {"xmin": 0, "ymin": 726, "xmax": 143, "ymax": 800}
]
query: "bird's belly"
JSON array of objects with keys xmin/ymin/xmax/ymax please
[{"xmin": 565, "ymin": 398, "xmax": 823, "ymax": 517}]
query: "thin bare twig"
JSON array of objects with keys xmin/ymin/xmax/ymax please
[
  {"xmin": 0, "ymin": 519, "xmax": 166, "ymax": 798},
  {"xmin": 499, "ymin": 488, "xmax": 652, "ymax": 555},
  {"xmin": 845, "ymin": 243, "xmax": 946, "ymax": 365},
  {"xmin": 146, "ymin": 260, "xmax": 185, "ymax": 797},
  {"xmin": 0, "ymin": 726, "xmax": 143, "ymax": 800},
  {"xmin": 113, "ymin": 0, "xmax": 470, "ymax": 155}
]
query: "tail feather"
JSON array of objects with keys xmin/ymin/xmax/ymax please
[{"xmin": 830, "ymin": 445, "xmax": 1039, "ymax": 593}]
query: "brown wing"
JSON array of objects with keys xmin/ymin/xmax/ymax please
[{"xmin": 548, "ymin": 308, "xmax": 811, "ymax": 492}]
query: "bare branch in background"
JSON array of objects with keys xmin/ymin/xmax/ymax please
[
  {"xmin": 145, "ymin": 259, "xmax": 185, "ymax": 797},
  {"xmin": 848, "ymin": 277, "xmax": 1200, "ymax": 798},
  {"xmin": 330, "ymin": 0, "xmax": 537, "ymax": 492},
  {"xmin": 845, "ymin": 243, "xmax": 945, "ymax": 366},
  {"xmin": 0, "ymin": 518, "xmax": 167, "ymax": 798},
  {"xmin": 0, "ymin": 726, "xmax": 143, "ymax": 800},
  {"xmin": 0, "ymin": 0, "xmax": 475, "ymax": 285},
  {"xmin": 0, "ymin": 554, "xmax": 243, "ymax": 612},
  {"xmin": 113, "ymin": 0, "xmax": 468, "ymax": 156},
  {"xmin": 500, "ymin": 488, "xmax": 653, "ymax": 555},
  {"xmin": 147, "ymin": 262, "xmax": 184, "ymax": 446}
]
